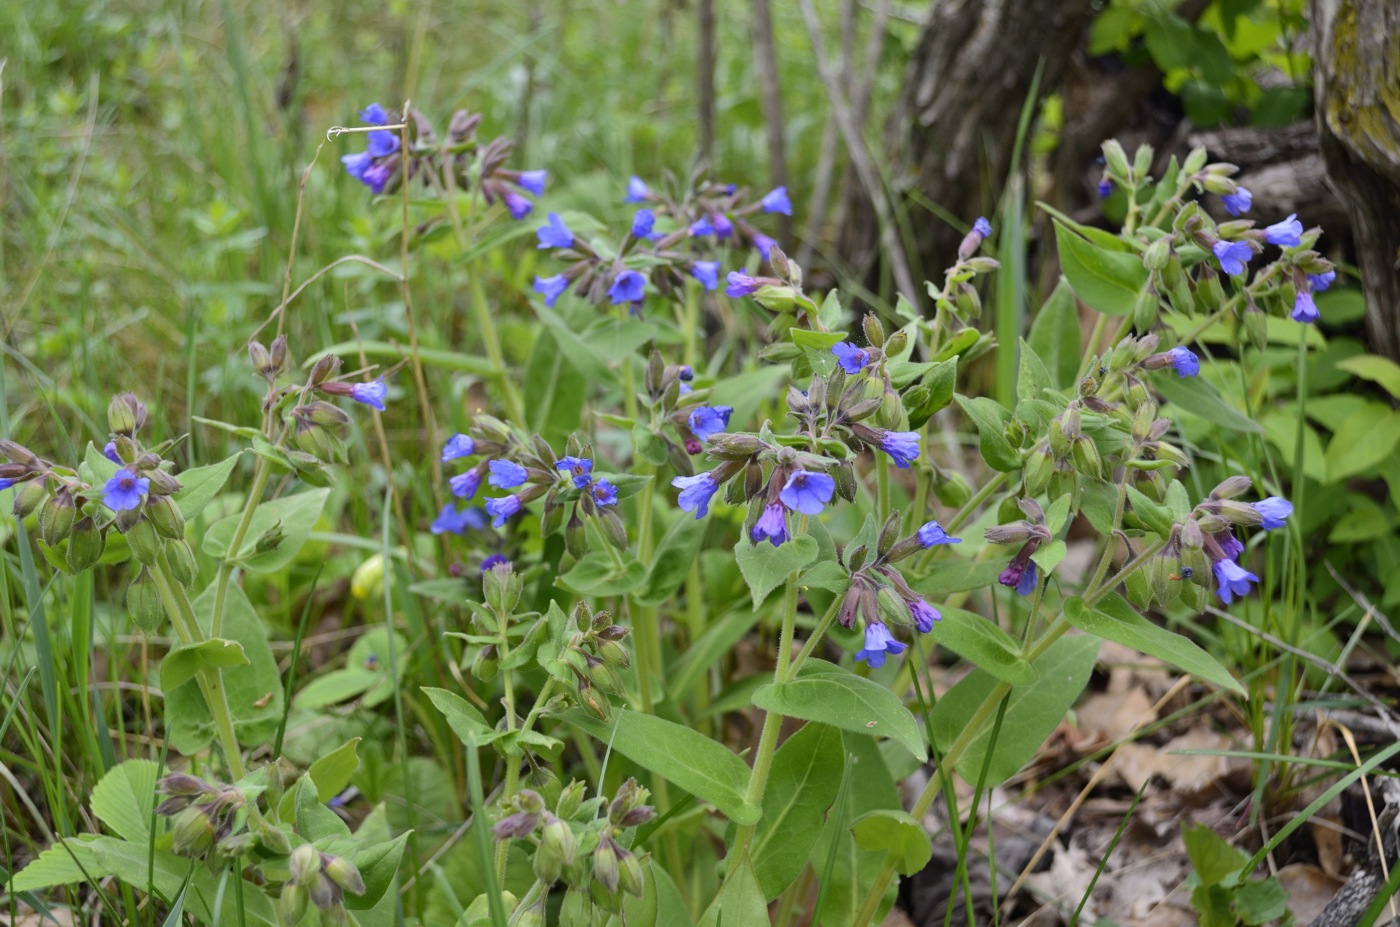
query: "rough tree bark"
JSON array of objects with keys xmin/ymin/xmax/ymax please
[{"xmin": 1311, "ymin": 0, "xmax": 1400, "ymax": 362}]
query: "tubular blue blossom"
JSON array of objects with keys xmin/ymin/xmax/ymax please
[
  {"xmin": 484, "ymin": 494, "xmax": 522, "ymax": 527},
  {"xmin": 352, "ymin": 379, "xmax": 387, "ymax": 411},
  {"xmin": 481, "ymin": 553, "xmax": 510, "ymax": 571},
  {"xmin": 691, "ymin": 261, "xmax": 721, "ymax": 292},
  {"xmin": 1264, "ymin": 214, "xmax": 1303, "ymax": 248},
  {"xmin": 340, "ymin": 104, "xmax": 400, "ymax": 193},
  {"xmin": 855, "ymin": 621, "xmax": 906, "ymax": 669},
  {"xmin": 1215, "ymin": 530, "xmax": 1244, "ymax": 560},
  {"xmin": 831, "ymin": 342, "xmax": 869, "ymax": 375},
  {"xmin": 431, "ymin": 504, "xmax": 472, "ymax": 535},
  {"xmin": 536, "ymin": 213, "xmax": 574, "ymax": 250},
  {"xmin": 1214, "ymin": 558, "xmax": 1258, "ymax": 604},
  {"xmin": 557, "ymin": 456, "xmax": 594, "ymax": 489},
  {"xmin": 1097, "ymin": 178, "xmax": 1113, "ymax": 198},
  {"xmin": 712, "ymin": 214, "xmax": 734, "ymax": 238},
  {"xmin": 877, "ymin": 431, "xmax": 921, "ymax": 469},
  {"xmin": 1000, "ymin": 558, "xmax": 1038, "ymax": 596},
  {"xmin": 1292, "ymin": 290, "xmax": 1319, "ymax": 324},
  {"xmin": 673, "ymin": 472, "xmax": 720, "ymax": 519},
  {"xmin": 688, "ymin": 405, "xmax": 733, "ymax": 441},
  {"xmin": 608, "ymin": 270, "xmax": 646, "ymax": 306},
  {"xmin": 442, "ymin": 434, "xmax": 476, "ymax": 462},
  {"xmin": 779, "ymin": 470, "xmax": 835, "ymax": 515},
  {"xmin": 517, "ymin": 170, "xmax": 547, "ymax": 196},
  {"xmin": 1212, "ymin": 240, "xmax": 1253, "ymax": 277},
  {"xmin": 503, "ymin": 192, "xmax": 533, "ymax": 220},
  {"xmin": 751, "ymin": 502, "xmax": 789, "ymax": 547},
  {"xmin": 1016, "ymin": 561, "xmax": 1038, "ymax": 596},
  {"xmin": 631, "ymin": 209, "xmax": 660, "ymax": 240},
  {"xmin": 489, "ymin": 459, "xmax": 528, "ymax": 489},
  {"xmin": 625, "ymin": 176, "xmax": 649, "ymax": 203},
  {"xmin": 1221, "ymin": 186, "xmax": 1253, "ymax": 216},
  {"xmin": 104, "ymin": 469, "xmax": 149, "ymax": 511},
  {"xmin": 361, "ymin": 161, "xmax": 395, "ymax": 195},
  {"xmin": 592, "ymin": 478, "xmax": 619, "ymax": 507},
  {"xmin": 918, "ymin": 520, "xmax": 962, "ymax": 547},
  {"xmin": 689, "ymin": 216, "xmax": 716, "ymax": 237},
  {"xmin": 103, "ymin": 441, "xmax": 122, "ymax": 464},
  {"xmin": 1252, "ymin": 496, "xmax": 1293, "ymax": 530},
  {"xmin": 761, "ymin": 186, "xmax": 793, "ymax": 215},
  {"xmin": 753, "ymin": 233, "xmax": 778, "ymax": 258},
  {"xmin": 1308, "ymin": 269, "xmax": 1336, "ymax": 292},
  {"xmin": 534, "ymin": 274, "xmax": 570, "ymax": 307},
  {"xmin": 0, "ymin": 478, "xmax": 12, "ymax": 492},
  {"xmin": 450, "ymin": 470, "xmax": 482, "ymax": 500},
  {"xmin": 973, "ymin": 217, "xmax": 992, "ymax": 237},
  {"xmin": 957, "ymin": 218, "xmax": 992, "ymax": 259},
  {"xmin": 908, "ymin": 598, "xmax": 941, "ymax": 633},
  {"xmin": 1167, "ymin": 347, "xmax": 1199, "ymax": 377},
  {"xmin": 726, "ymin": 271, "xmax": 761, "ymax": 298}
]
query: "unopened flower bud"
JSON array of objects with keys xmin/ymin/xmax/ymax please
[
  {"xmin": 596, "ymin": 638, "xmax": 631, "ymax": 669},
  {"xmin": 1071, "ymin": 436, "xmax": 1103, "ymax": 480},
  {"xmin": 565, "ymin": 511, "xmax": 587, "ymax": 559},
  {"xmin": 248, "ymin": 340, "xmax": 273, "ymax": 377},
  {"xmin": 598, "ymin": 508, "xmax": 630, "ymax": 551},
  {"xmin": 1102, "ymin": 140, "xmax": 1131, "ymax": 178},
  {"xmin": 66, "ymin": 516, "xmax": 105, "ymax": 572},
  {"xmin": 1023, "ymin": 448, "xmax": 1054, "ymax": 496},
  {"xmin": 556, "ymin": 780, "xmax": 587, "ymax": 820},
  {"xmin": 535, "ymin": 815, "xmax": 576, "ymax": 884},
  {"xmin": 1143, "ymin": 238, "xmax": 1172, "ymax": 271},
  {"xmin": 884, "ymin": 330, "xmax": 908, "ymax": 358},
  {"xmin": 278, "ymin": 885, "xmax": 309, "ymax": 924},
  {"xmin": 862, "ymin": 313, "xmax": 885, "ymax": 348},
  {"xmin": 39, "ymin": 488, "xmax": 77, "ymax": 545},
  {"xmin": 165, "ymin": 538, "xmax": 198, "ymax": 586},
  {"xmin": 253, "ymin": 522, "xmax": 284, "ymax": 554},
  {"xmin": 483, "ymin": 560, "xmax": 521, "ymax": 615},
  {"xmin": 14, "ymin": 480, "xmax": 47, "ymax": 518},
  {"xmin": 144, "ymin": 495, "xmax": 186, "ymax": 540},
  {"xmin": 618, "ymin": 849, "xmax": 646, "ymax": 898},
  {"xmin": 593, "ymin": 837, "xmax": 621, "ymax": 893},
  {"xmin": 1211, "ymin": 476, "xmax": 1253, "ymax": 500},
  {"xmin": 171, "ymin": 805, "xmax": 215, "ymax": 856},
  {"xmin": 108, "ymin": 393, "xmax": 145, "ymax": 436},
  {"xmin": 127, "ymin": 569, "xmax": 165, "ymax": 633},
  {"xmin": 268, "ymin": 334, "xmax": 289, "ymax": 375},
  {"xmin": 1214, "ymin": 499, "xmax": 1265, "ymax": 527},
  {"xmin": 472, "ymin": 644, "xmax": 499, "ymax": 683},
  {"xmin": 309, "ymin": 353, "xmax": 342, "ymax": 385},
  {"xmin": 324, "ymin": 855, "xmax": 366, "ymax": 896},
  {"xmin": 954, "ymin": 281, "xmax": 982, "ymax": 319}
]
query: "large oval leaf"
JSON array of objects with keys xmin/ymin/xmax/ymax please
[
  {"xmin": 203, "ymin": 488, "xmax": 330, "ymax": 572},
  {"xmin": 750, "ymin": 722, "xmax": 843, "ymax": 900},
  {"xmin": 752, "ymin": 660, "xmax": 926, "ymax": 761},
  {"xmin": 1053, "ymin": 220, "xmax": 1148, "ymax": 316},
  {"xmin": 1066, "ymin": 594, "xmax": 1243, "ymax": 695},
  {"xmin": 931, "ymin": 607, "xmax": 1036, "ymax": 685}
]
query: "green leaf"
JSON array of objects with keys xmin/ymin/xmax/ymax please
[
  {"xmin": 1324, "ymin": 402, "xmax": 1400, "ymax": 482},
  {"xmin": 750, "ymin": 723, "xmax": 843, "ymax": 900},
  {"xmin": 1182, "ymin": 822, "xmax": 1247, "ymax": 887},
  {"xmin": 1053, "ymin": 220, "xmax": 1148, "ymax": 316},
  {"xmin": 955, "ymin": 395, "xmax": 1022, "ymax": 472},
  {"xmin": 734, "ymin": 535, "xmax": 818, "ymax": 610},
  {"xmin": 1126, "ymin": 485, "xmax": 1175, "ymax": 540},
  {"xmin": 1029, "ymin": 538, "xmax": 1067, "ymax": 575},
  {"xmin": 159, "ymin": 638, "xmax": 249, "ymax": 693},
  {"xmin": 1027, "ymin": 278, "xmax": 1082, "ymax": 389},
  {"xmin": 929, "ymin": 635, "xmax": 1097, "ymax": 786},
  {"xmin": 811, "ymin": 733, "xmax": 900, "ymax": 927},
  {"xmin": 171, "ymin": 454, "xmax": 242, "ymax": 521},
  {"xmin": 931, "ymin": 608, "xmax": 1036, "ymax": 685},
  {"xmin": 631, "ymin": 423, "xmax": 670, "ymax": 466},
  {"xmin": 1154, "ymin": 374, "xmax": 1263, "ymax": 433},
  {"xmin": 791, "ymin": 328, "xmax": 845, "ymax": 377},
  {"xmin": 1016, "ymin": 338, "xmax": 1053, "ymax": 403},
  {"xmin": 850, "ymin": 809, "xmax": 933, "ymax": 875},
  {"xmin": 1233, "ymin": 876, "xmax": 1289, "ymax": 925},
  {"xmin": 308, "ymin": 738, "xmax": 362, "ymax": 803},
  {"xmin": 557, "ymin": 550, "xmax": 648, "ymax": 597},
  {"xmin": 423, "ymin": 687, "xmax": 506, "ymax": 748},
  {"xmin": 1066, "ymin": 594, "xmax": 1244, "ymax": 695},
  {"xmin": 558, "ymin": 708, "xmax": 760, "ymax": 825},
  {"xmin": 295, "ymin": 772, "xmax": 350, "ymax": 840},
  {"xmin": 917, "ymin": 559, "xmax": 1009, "ymax": 597},
  {"xmin": 752, "ymin": 660, "xmax": 926, "ymax": 761},
  {"xmin": 695, "ymin": 855, "xmax": 768, "ymax": 927},
  {"xmin": 531, "ymin": 303, "xmax": 616, "ymax": 383},
  {"xmin": 638, "ymin": 511, "xmax": 707, "ymax": 606},
  {"xmin": 203, "ymin": 487, "xmax": 330, "ymax": 572},
  {"xmin": 90, "ymin": 759, "xmax": 159, "ymax": 844},
  {"xmin": 667, "ymin": 609, "xmax": 762, "ymax": 702},
  {"xmin": 326, "ymin": 829, "xmax": 413, "ymax": 910},
  {"xmin": 1336, "ymin": 355, "xmax": 1400, "ymax": 399}
]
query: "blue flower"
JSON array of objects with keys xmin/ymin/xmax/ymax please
[
  {"xmin": 504, "ymin": 192, "xmax": 533, "ymax": 220},
  {"xmin": 726, "ymin": 271, "xmax": 761, "ymax": 298},
  {"xmin": 1167, "ymin": 346, "xmax": 1199, "ymax": 377},
  {"xmin": 442, "ymin": 434, "xmax": 475, "ymax": 462},
  {"xmin": 1000, "ymin": 558, "xmax": 1038, "ymax": 596},
  {"xmin": 673, "ymin": 472, "xmax": 720, "ymax": 519},
  {"xmin": 362, "ymin": 161, "xmax": 395, "ymax": 195},
  {"xmin": 712, "ymin": 214, "xmax": 734, "ymax": 238},
  {"xmin": 489, "ymin": 459, "xmax": 528, "ymax": 489},
  {"xmin": 481, "ymin": 553, "xmax": 510, "ymax": 571},
  {"xmin": 908, "ymin": 597, "xmax": 941, "ymax": 633},
  {"xmin": 534, "ymin": 274, "xmax": 570, "ymax": 307},
  {"xmin": 517, "ymin": 170, "xmax": 547, "ymax": 196},
  {"xmin": 1264, "ymin": 214, "xmax": 1303, "ymax": 248},
  {"xmin": 753, "ymin": 233, "xmax": 778, "ymax": 259},
  {"xmin": 855, "ymin": 621, "xmax": 906, "ymax": 669},
  {"xmin": 431, "ymin": 504, "xmax": 473, "ymax": 535},
  {"xmin": 1252, "ymin": 496, "xmax": 1293, "ymax": 531},
  {"xmin": 592, "ymin": 478, "xmax": 619, "ymax": 507},
  {"xmin": 1221, "ymin": 186, "xmax": 1253, "ymax": 216},
  {"xmin": 1292, "ymin": 289, "xmax": 1319, "ymax": 324},
  {"xmin": 342, "ymin": 150, "xmax": 373, "ymax": 182},
  {"xmin": 1214, "ymin": 558, "xmax": 1258, "ymax": 604},
  {"xmin": 918, "ymin": 520, "xmax": 961, "ymax": 547},
  {"xmin": 608, "ymin": 270, "xmax": 647, "ymax": 305},
  {"xmin": 0, "ymin": 478, "xmax": 12, "ymax": 492},
  {"xmin": 631, "ymin": 209, "xmax": 660, "ymax": 240},
  {"xmin": 1016, "ymin": 561, "xmax": 1038, "ymax": 596},
  {"xmin": 831, "ymin": 342, "xmax": 869, "ymax": 375},
  {"xmin": 691, "ymin": 261, "xmax": 721, "ymax": 292},
  {"xmin": 625, "ymin": 176, "xmax": 649, "ymax": 203},
  {"xmin": 537, "ymin": 213, "xmax": 574, "ymax": 250},
  {"xmin": 1214, "ymin": 530, "xmax": 1244, "ymax": 561},
  {"xmin": 973, "ymin": 217, "xmax": 992, "ymax": 238},
  {"xmin": 878, "ymin": 431, "xmax": 920, "ymax": 469},
  {"xmin": 103, "ymin": 441, "xmax": 122, "ymax": 464},
  {"xmin": 1212, "ymin": 240, "xmax": 1253, "ymax": 277},
  {"xmin": 450, "ymin": 469, "xmax": 482, "ymax": 500},
  {"xmin": 352, "ymin": 379, "xmax": 387, "ymax": 411},
  {"xmin": 761, "ymin": 186, "xmax": 792, "ymax": 215},
  {"xmin": 557, "ymin": 456, "xmax": 594, "ymax": 489},
  {"xmin": 103, "ymin": 469, "xmax": 149, "ymax": 512},
  {"xmin": 1097, "ymin": 178, "xmax": 1113, "ymax": 198},
  {"xmin": 779, "ymin": 470, "xmax": 835, "ymax": 515},
  {"xmin": 752, "ymin": 502, "xmax": 789, "ymax": 547},
  {"xmin": 1308, "ymin": 269, "xmax": 1336, "ymax": 292},
  {"xmin": 688, "ymin": 405, "xmax": 733, "ymax": 441},
  {"xmin": 690, "ymin": 216, "xmax": 716, "ymax": 237},
  {"xmin": 484, "ymin": 494, "xmax": 522, "ymax": 527}
]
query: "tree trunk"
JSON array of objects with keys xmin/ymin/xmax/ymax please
[{"xmin": 1311, "ymin": 0, "xmax": 1400, "ymax": 361}]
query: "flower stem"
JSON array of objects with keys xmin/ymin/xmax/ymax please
[
  {"xmin": 469, "ymin": 269, "xmax": 525, "ymax": 425},
  {"xmin": 209, "ymin": 457, "xmax": 270, "ymax": 638}
]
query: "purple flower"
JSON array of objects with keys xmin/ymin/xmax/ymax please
[
  {"xmin": 877, "ymin": 431, "xmax": 921, "ymax": 469},
  {"xmin": 557, "ymin": 456, "xmax": 594, "ymax": 489},
  {"xmin": 625, "ymin": 176, "xmax": 649, "ymax": 203},
  {"xmin": 831, "ymin": 342, "xmax": 869, "ymax": 375},
  {"xmin": 855, "ymin": 621, "xmax": 906, "ymax": 669},
  {"xmin": 688, "ymin": 405, "xmax": 733, "ymax": 441},
  {"xmin": 340, "ymin": 105, "xmax": 400, "ymax": 192},
  {"xmin": 360, "ymin": 103, "xmax": 391, "ymax": 128},
  {"xmin": 362, "ymin": 161, "xmax": 395, "ymax": 195},
  {"xmin": 431, "ymin": 504, "xmax": 472, "ymax": 535},
  {"xmin": 761, "ymin": 186, "xmax": 792, "ymax": 215},
  {"xmin": 442, "ymin": 434, "xmax": 475, "ymax": 462},
  {"xmin": 481, "ymin": 553, "xmax": 510, "ymax": 572},
  {"xmin": 918, "ymin": 521, "xmax": 961, "ymax": 547},
  {"xmin": 352, "ymin": 379, "xmax": 387, "ymax": 411},
  {"xmin": 103, "ymin": 441, "xmax": 122, "ymax": 464},
  {"xmin": 690, "ymin": 216, "xmax": 716, "ymax": 237},
  {"xmin": 751, "ymin": 502, "xmax": 789, "ymax": 547},
  {"xmin": 104, "ymin": 469, "xmax": 149, "ymax": 511},
  {"xmin": 450, "ymin": 470, "xmax": 482, "ymax": 500},
  {"xmin": 1252, "ymin": 496, "xmax": 1293, "ymax": 531},
  {"xmin": 1221, "ymin": 186, "xmax": 1253, "ymax": 216},
  {"xmin": 342, "ymin": 150, "xmax": 374, "ymax": 182},
  {"xmin": 592, "ymin": 478, "xmax": 618, "ymax": 507},
  {"xmin": 673, "ymin": 472, "xmax": 720, "ymax": 519},
  {"xmin": 678, "ymin": 365, "xmax": 694, "ymax": 381},
  {"xmin": 0, "ymin": 478, "xmax": 12, "ymax": 492},
  {"xmin": 712, "ymin": 214, "xmax": 734, "ymax": 239},
  {"xmin": 1212, "ymin": 240, "xmax": 1253, "ymax": 277},
  {"xmin": 503, "ymin": 192, "xmax": 533, "ymax": 220},
  {"xmin": 1016, "ymin": 561, "xmax": 1038, "ymax": 596},
  {"xmin": 631, "ymin": 209, "xmax": 659, "ymax": 240},
  {"xmin": 1308, "ymin": 270, "xmax": 1336, "ymax": 293},
  {"xmin": 999, "ymin": 559, "xmax": 1038, "ymax": 596},
  {"xmin": 753, "ymin": 233, "xmax": 778, "ymax": 259},
  {"xmin": 517, "ymin": 170, "xmax": 547, "ymax": 196},
  {"xmin": 608, "ymin": 270, "xmax": 646, "ymax": 306},
  {"xmin": 1167, "ymin": 346, "xmax": 1199, "ymax": 378},
  {"xmin": 1292, "ymin": 289, "xmax": 1319, "ymax": 324},
  {"xmin": 534, "ymin": 274, "xmax": 570, "ymax": 307},
  {"xmin": 1216, "ymin": 530, "xmax": 1244, "ymax": 560},
  {"xmin": 691, "ymin": 261, "xmax": 721, "ymax": 292},
  {"xmin": 973, "ymin": 217, "xmax": 992, "ymax": 238},
  {"xmin": 726, "ymin": 271, "xmax": 761, "ymax": 298},
  {"xmin": 779, "ymin": 470, "xmax": 835, "ymax": 516},
  {"xmin": 908, "ymin": 597, "xmax": 941, "ymax": 633},
  {"xmin": 489, "ymin": 459, "xmax": 528, "ymax": 489},
  {"xmin": 1097, "ymin": 178, "xmax": 1113, "ymax": 198},
  {"xmin": 484, "ymin": 494, "xmax": 522, "ymax": 527},
  {"xmin": 1214, "ymin": 558, "xmax": 1258, "ymax": 605},
  {"xmin": 1264, "ymin": 214, "xmax": 1303, "ymax": 248},
  {"xmin": 536, "ymin": 213, "xmax": 574, "ymax": 250}
]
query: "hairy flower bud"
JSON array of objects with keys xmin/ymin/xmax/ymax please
[
  {"xmin": 862, "ymin": 313, "xmax": 885, "ymax": 348},
  {"xmin": 166, "ymin": 538, "xmax": 198, "ymax": 586},
  {"xmin": 14, "ymin": 479, "xmax": 46, "ymax": 519},
  {"xmin": 171, "ymin": 805, "xmax": 215, "ymax": 857},
  {"xmin": 144, "ymin": 495, "xmax": 186, "ymax": 540},
  {"xmin": 309, "ymin": 353, "xmax": 342, "ymax": 386},
  {"xmin": 1210, "ymin": 476, "xmax": 1253, "ymax": 500},
  {"xmin": 107, "ymin": 393, "xmax": 146, "ymax": 436},
  {"xmin": 323, "ymin": 855, "xmax": 366, "ymax": 896},
  {"xmin": 483, "ymin": 561, "xmax": 522, "ymax": 615},
  {"xmin": 39, "ymin": 488, "xmax": 77, "ymax": 545},
  {"xmin": 127, "ymin": 569, "xmax": 165, "ymax": 633},
  {"xmin": 592, "ymin": 836, "xmax": 621, "ymax": 893}
]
